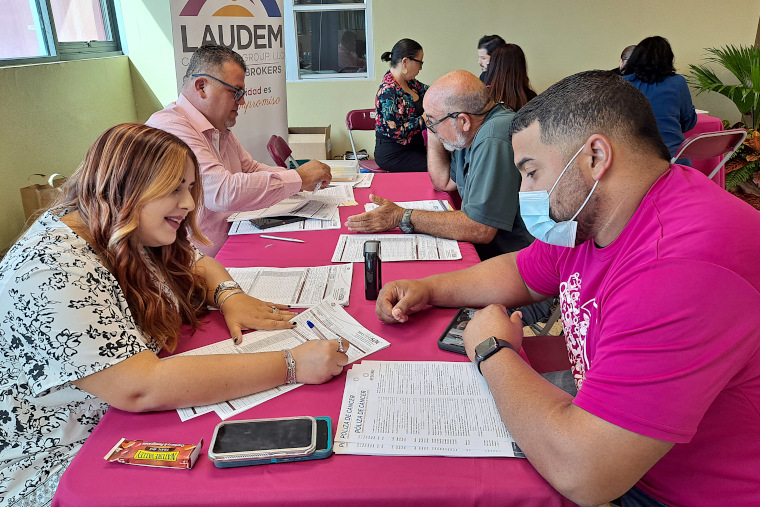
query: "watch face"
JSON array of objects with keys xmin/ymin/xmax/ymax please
[{"xmin": 475, "ymin": 336, "xmax": 498, "ymax": 360}]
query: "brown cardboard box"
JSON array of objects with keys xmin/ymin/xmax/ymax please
[{"xmin": 288, "ymin": 126, "xmax": 331, "ymax": 161}]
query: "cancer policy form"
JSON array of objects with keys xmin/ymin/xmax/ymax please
[
  {"xmin": 334, "ymin": 361, "xmax": 524, "ymax": 458},
  {"xmin": 173, "ymin": 302, "xmax": 390, "ymax": 421}
]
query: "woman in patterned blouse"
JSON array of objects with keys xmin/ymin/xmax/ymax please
[
  {"xmin": 0, "ymin": 124, "xmax": 348, "ymax": 506},
  {"xmin": 374, "ymin": 38, "xmax": 429, "ymax": 172}
]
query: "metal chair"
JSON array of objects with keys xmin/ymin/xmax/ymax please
[
  {"xmin": 266, "ymin": 135, "xmax": 300, "ymax": 169},
  {"xmin": 345, "ymin": 109, "xmax": 387, "ymax": 173},
  {"xmin": 671, "ymin": 128, "xmax": 747, "ymax": 180}
]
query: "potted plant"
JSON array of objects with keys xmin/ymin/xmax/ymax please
[{"xmin": 688, "ymin": 45, "xmax": 760, "ymax": 207}]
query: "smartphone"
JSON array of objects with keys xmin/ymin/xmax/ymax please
[
  {"xmin": 250, "ymin": 216, "xmax": 307, "ymax": 229},
  {"xmin": 437, "ymin": 307, "xmax": 478, "ymax": 355},
  {"xmin": 209, "ymin": 416, "xmax": 333, "ymax": 468}
]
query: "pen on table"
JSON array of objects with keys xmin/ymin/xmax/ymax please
[
  {"xmin": 307, "ymin": 320, "xmax": 344, "ymax": 352},
  {"xmin": 260, "ymin": 235, "xmax": 305, "ymax": 243}
]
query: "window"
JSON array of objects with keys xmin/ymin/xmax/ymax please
[
  {"xmin": 284, "ymin": 0, "xmax": 372, "ymax": 81},
  {"xmin": 0, "ymin": 0, "xmax": 121, "ymax": 65}
]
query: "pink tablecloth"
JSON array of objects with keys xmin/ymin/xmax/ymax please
[
  {"xmin": 686, "ymin": 114, "xmax": 725, "ymax": 187},
  {"xmin": 53, "ymin": 173, "xmax": 573, "ymax": 507}
]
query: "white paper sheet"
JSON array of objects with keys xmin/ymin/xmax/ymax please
[
  {"xmin": 226, "ymin": 264, "xmax": 352, "ymax": 307},
  {"xmin": 334, "ymin": 361, "xmax": 523, "ymax": 458},
  {"xmin": 228, "ymin": 209, "xmax": 341, "ymax": 235},
  {"xmin": 330, "ymin": 172, "xmax": 374, "ymax": 188},
  {"xmin": 227, "ymin": 186, "xmax": 356, "ymax": 222},
  {"xmin": 173, "ymin": 302, "xmax": 390, "ymax": 421},
  {"xmin": 331, "ymin": 234, "xmax": 462, "ymax": 262},
  {"xmin": 364, "ymin": 199, "xmax": 453, "ymax": 212}
]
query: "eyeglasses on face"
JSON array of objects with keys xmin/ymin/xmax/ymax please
[
  {"xmin": 192, "ymin": 74, "xmax": 246, "ymax": 101},
  {"xmin": 425, "ymin": 110, "xmax": 488, "ymax": 134},
  {"xmin": 408, "ymin": 57, "xmax": 424, "ymax": 67}
]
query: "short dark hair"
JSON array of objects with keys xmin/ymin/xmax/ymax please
[
  {"xmin": 183, "ymin": 44, "xmax": 247, "ymax": 85},
  {"xmin": 509, "ymin": 70, "xmax": 670, "ymax": 161},
  {"xmin": 477, "ymin": 35, "xmax": 506, "ymax": 55},
  {"xmin": 380, "ymin": 38, "xmax": 423, "ymax": 67},
  {"xmin": 624, "ymin": 36, "xmax": 675, "ymax": 84}
]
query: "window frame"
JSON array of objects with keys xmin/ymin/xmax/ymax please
[
  {"xmin": 284, "ymin": 0, "xmax": 373, "ymax": 82},
  {"xmin": 0, "ymin": 0, "xmax": 123, "ymax": 67}
]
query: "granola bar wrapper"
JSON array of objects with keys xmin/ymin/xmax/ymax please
[{"xmin": 104, "ymin": 438, "xmax": 203, "ymax": 469}]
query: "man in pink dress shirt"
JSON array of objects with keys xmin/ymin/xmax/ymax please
[{"xmin": 147, "ymin": 44, "xmax": 331, "ymax": 256}]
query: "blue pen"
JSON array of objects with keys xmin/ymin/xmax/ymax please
[{"xmin": 307, "ymin": 320, "xmax": 344, "ymax": 352}]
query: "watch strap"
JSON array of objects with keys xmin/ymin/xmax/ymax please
[
  {"xmin": 475, "ymin": 337, "xmax": 514, "ymax": 375},
  {"xmin": 399, "ymin": 208, "xmax": 414, "ymax": 233}
]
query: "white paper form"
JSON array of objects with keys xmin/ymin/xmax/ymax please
[
  {"xmin": 173, "ymin": 302, "xmax": 390, "ymax": 421},
  {"xmin": 333, "ymin": 361, "xmax": 523, "ymax": 458},
  {"xmin": 364, "ymin": 199, "xmax": 453, "ymax": 213},
  {"xmin": 228, "ymin": 209, "xmax": 341, "ymax": 236},
  {"xmin": 330, "ymin": 172, "xmax": 374, "ymax": 188},
  {"xmin": 226, "ymin": 264, "xmax": 352, "ymax": 307},
  {"xmin": 227, "ymin": 186, "xmax": 357, "ymax": 222},
  {"xmin": 331, "ymin": 234, "xmax": 462, "ymax": 262}
]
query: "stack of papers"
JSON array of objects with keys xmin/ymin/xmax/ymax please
[
  {"xmin": 227, "ymin": 185, "xmax": 357, "ymax": 223},
  {"xmin": 226, "ymin": 264, "xmax": 353, "ymax": 307},
  {"xmin": 334, "ymin": 361, "xmax": 524, "ymax": 457},
  {"xmin": 331, "ymin": 234, "xmax": 462, "ymax": 262},
  {"xmin": 175, "ymin": 302, "xmax": 390, "ymax": 421}
]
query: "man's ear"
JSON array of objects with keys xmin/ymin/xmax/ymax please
[
  {"xmin": 587, "ymin": 134, "xmax": 613, "ymax": 181},
  {"xmin": 193, "ymin": 76, "xmax": 207, "ymax": 98},
  {"xmin": 459, "ymin": 113, "xmax": 473, "ymax": 133}
]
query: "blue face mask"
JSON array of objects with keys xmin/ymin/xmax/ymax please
[{"xmin": 518, "ymin": 145, "xmax": 599, "ymax": 248}]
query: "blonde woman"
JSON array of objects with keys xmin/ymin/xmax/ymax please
[{"xmin": 0, "ymin": 123, "xmax": 347, "ymax": 505}]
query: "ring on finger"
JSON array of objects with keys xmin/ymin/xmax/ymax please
[{"xmin": 272, "ymin": 306, "xmax": 279, "ymax": 314}]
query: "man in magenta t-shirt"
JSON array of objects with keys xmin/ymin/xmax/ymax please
[{"xmin": 375, "ymin": 70, "xmax": 760, "ymax": 506}]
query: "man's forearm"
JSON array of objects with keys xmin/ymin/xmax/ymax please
[
  {"xmin": 427, "ymin": 137, "xmax": 457, "ymax": 191},
  {"xmin": 410, "ymin": 210, "xmax": 497, "ymax": 244}
]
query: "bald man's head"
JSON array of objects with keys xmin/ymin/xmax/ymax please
[{"xmin": 424, "ymin": 70, "xmax": 491, "ymax": 117}]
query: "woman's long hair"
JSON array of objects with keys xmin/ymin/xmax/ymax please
[
  {"xmin": 55, "ymin": 123, "xmax": 209, "ymax": 352},
  {"xmin": 624, "ymin": 36, "xmax": 676, "ymax": 84},
  {"xmin": 484, "ymin": 44, "xmax": 536, "ymax": 112}
]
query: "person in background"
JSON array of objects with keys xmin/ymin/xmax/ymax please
[
  {"xmin": 0, "ymin": 124, "xmax": 348, "ymax": 506},
  {"xmin": 477, "ymin": 34, "xmax": 506, "ymax": 82},
  {"xmin": 623, "ymin": 36, "xmax": 697, "ymax": 164},
  {"xmin": 374, "ymin": 70, "xmax": 760, "ymax": 507},
  {"xmin": 147, "ymin": 44, "xmax": 332, "ymax": 256},
  {"xmin": 338, "ymin": 30, "xmax": 366, "ymax": 72},
  {"xmin": 350, "ymin": 70, "xmax": 533, "ymax": 260},
  {"xmin": 615, "ymin": 44, "xmax": 636, "ymax": 75},
  {"xmin": 374, "ymin": 38, "xmax": 428, "ymax": 173},
  {"xmin": 484, "ymin": 43, "xmax": 537, "ymax": 112}
]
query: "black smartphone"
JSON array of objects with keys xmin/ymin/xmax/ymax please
[
  {"xmin": 250, "ymin": 215, "xmax": 307, "ymax": 229},
  {"xmin": 438, "ymin": 307, "xmax": 478, "ymax": 355},
  {"xmin": 208, "ymin": 416, "xmax": 333, "ymax": 468}
]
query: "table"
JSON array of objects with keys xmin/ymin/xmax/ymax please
[
  {"xmin": 53, "ymin": 173, "xmax": 574, "ymax": 507},
  {"xmin": 685, "ymin": 113, "xmax": 725, "ymax": 187}
]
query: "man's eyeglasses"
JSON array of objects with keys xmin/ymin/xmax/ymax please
[
  {"xmin": 425, "ymin": 110, "xmax": 488, "ymax": 134},
  {"xmin": 409, "ymin": 57, "xmax": 424, "ymax": 67},
  {"xmin": 192, "ymin": 74, "xmax": 246, "ymax": 101}
]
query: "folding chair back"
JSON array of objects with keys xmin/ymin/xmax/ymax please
[
  {"xmin": 267, "ymin": 135, "xmax": 300, "ymax": 169},
  {"xmin": 670, "ymin": 129, "xmax": 747, "ymax": 180},
  {"xmin": 345, "ymin": 109, "xmax": 386, "ymax": 173}
]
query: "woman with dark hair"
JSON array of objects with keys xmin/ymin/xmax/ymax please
[
  {"xmin": 624, "ymin": 36, "xmax": 697, "ymax": 164},
  {"xmin": 484, "ymin": 44, "xmax": 537, "ymax": 112},
  {"xmin": 0, "ymin": 123, "xmax": 347, "ymax": 504},
  {"xmin": 477, "ymin": 34, "xmax": 506, "ymax": 81},
  {"xmin": 374, "ymin": 38, "xmax": 428, "ymax": 172}
]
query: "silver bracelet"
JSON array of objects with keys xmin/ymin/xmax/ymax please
[
  {"xmin": 218, "ymin": 289, "xmax": 244, "ymax": 314},
  {"xmin": 283, "ymin": 349, "xmax": 297, "ymax": 385},
  {"xmin": 213, "ymin": 280, "xmax": 241, "ymax": 306}
]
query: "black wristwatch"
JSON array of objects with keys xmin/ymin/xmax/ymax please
[
  {"xmin": 474, "ymin": 336, "xmax": 514, "ymax": 375},
  {"xmin": 399, "ymin": 208, "xmax": 414, "ymax": 233}
]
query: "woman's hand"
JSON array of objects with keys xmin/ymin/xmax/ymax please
[
  {"xmin": 290, "ymin": 339, "xmax": 350, "ymax": 384},
  {"xmin": 220, "ymin": 292, "xmax": 298, "ymax": 344}
]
